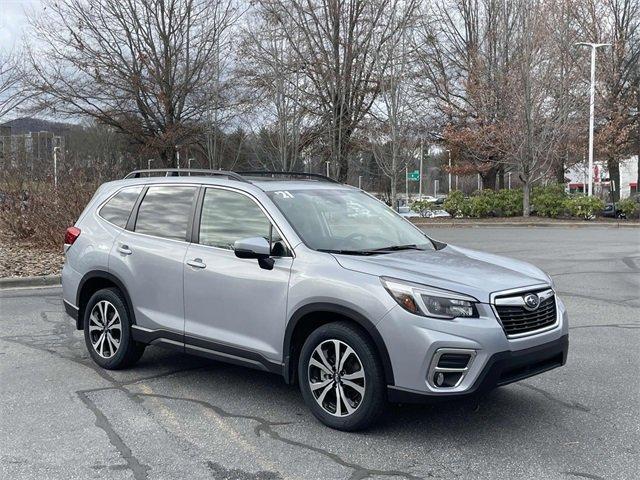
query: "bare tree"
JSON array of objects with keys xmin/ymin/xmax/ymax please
[
  {"xmin": 414, "ymin": 0, "xmax": 521, "ymax": 189},
  {"xmin": 23, "ymin": 0, "xmax": 240, "ymax": 165},
  {"xmin": 0, "ymin": 52, "xmax": 26, "ymax": 121},
  {"xmin": 256, "ymin": 0, "xmax": 415, "ymax": 182},
  {"xmin": 238, "ymin": 5, "xmax": 310, "ymax": 171},
  {"xmin": 368, "ymin": 1, "xmax": 419, "ymax": 205}
]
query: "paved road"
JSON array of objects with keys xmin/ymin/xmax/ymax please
[{"xmin": 1, "ymin": 227, "xmax": 638, "ymax": 480}]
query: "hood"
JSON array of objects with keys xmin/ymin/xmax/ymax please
[{"xmin": 333, "ymin": 244, "xmax": 550, "ymax": 303}]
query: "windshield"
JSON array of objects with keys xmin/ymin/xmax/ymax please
[{"xmin": 267, "ymin": 188, "xmax": 434, "ymax": 253}]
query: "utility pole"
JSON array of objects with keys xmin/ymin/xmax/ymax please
[
  {"xmin": 575, "ymin": 42, "xmax": 611, "ymax": 196},
  {"xmin": 53, "ymin": 146, "xmax": 59, "ymax": 189}
]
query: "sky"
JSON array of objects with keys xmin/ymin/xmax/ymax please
[{"xmin": 0, "ymin": 0, "xmax": 42, "ymax": 53}]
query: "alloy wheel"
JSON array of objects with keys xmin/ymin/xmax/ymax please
[
  {"xmin": 88, "ymin": 300, "xmax": 122, "ymax": 359},
  {"xmin": 308, "ymin": 339, "xmax": 366, "ymax": 417}
]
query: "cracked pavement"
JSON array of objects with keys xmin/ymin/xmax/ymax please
[{"xmin": 1, "ymin": 226, "xmax": 638, "ymax": 479}]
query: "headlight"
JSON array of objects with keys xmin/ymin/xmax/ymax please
[{"xmin": 381, "ymin": 277, "xmax": 479, "ymax": 319}]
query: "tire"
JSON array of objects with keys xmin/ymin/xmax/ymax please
[
  {"xmin": 83, "ymin": 288, "xmax": 145, "ymax": 370},
  {"xmin": 298, "ymin": 322, "xmax": 386, "ymax": 431}
]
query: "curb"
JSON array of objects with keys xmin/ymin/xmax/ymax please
[
  {"xmin": 0, "ymin": 275, "xmax": 61, "ymax": 290},
  {"xmin": 411, "ymin": 221, "xmax": 639, "ymax": 228}
]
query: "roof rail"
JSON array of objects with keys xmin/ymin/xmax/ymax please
[
  {"xmin": 236, "ymin": 171, "xmax": 338, "ymax": 183},
  {"xmin": 124, "ymin": 168, "xmax": 248, "ymax": 182}
]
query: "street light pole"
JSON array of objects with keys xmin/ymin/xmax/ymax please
[
  {"xmin": 53, "ymin": 146, "xmax": 59, "ymax": 189},
  {"xmin": 447, "ymin": 150, "xmax": 452, "ymax": 192},
  {"xmin": 575, "ymin": 42, "xmax": 611, "ymax": 196}
]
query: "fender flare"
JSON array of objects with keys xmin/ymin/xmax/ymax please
[
  {"xmin": 76, "ymin": 270, "xmax": 137, "ymax": 328},
  {"xmin": 283, "ymin": 302, "xmax": 395, "ymax": 386}
]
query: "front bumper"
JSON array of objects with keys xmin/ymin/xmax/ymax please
[
  {"xmin": 377, "ymin": 294, "xmax": 569, "ymax": 397},
  {"xmin": 388, "ymin": 334, "xmax": 568, "ymax": 403}
]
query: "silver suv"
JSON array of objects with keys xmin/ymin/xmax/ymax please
[{"xmin": 62, "ymin": 169, "xmax": 568, "ymax": 430}]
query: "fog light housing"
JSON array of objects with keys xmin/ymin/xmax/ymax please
[{"xmin": 428, "ymin": 348, "xmax": 477, "ymax": 389}]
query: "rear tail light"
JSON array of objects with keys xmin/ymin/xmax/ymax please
[{"xmin": 65, "ymin": 226, "xmax": 81, "ymax": 245}]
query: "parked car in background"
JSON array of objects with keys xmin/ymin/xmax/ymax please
[{"xmin": 601, "ymin": 203, "xmax": 625, "ymax": 219}]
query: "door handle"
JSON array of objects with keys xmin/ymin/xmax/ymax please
[
  {"xmin": 187, "ymin": 258, "xmax": 206, "ymax": 269},
  {"xmin": 117, "ymin": 245, "xmax": 132, "ymax": 255}
]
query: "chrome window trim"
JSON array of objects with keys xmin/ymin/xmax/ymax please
[
  {"xmin": 427, "ymin": 348, "xmax": 477, "ymax": 389},
  {"xmin": 490, "ymin": 284, "xmax": 560, "ymax": 339},
  {"xmin": 97, "ymin": 182, "xmax": 295, "ymax": 255}
]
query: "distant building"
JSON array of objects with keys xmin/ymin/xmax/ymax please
[
  {"xmin": 0, "ymin": 127, "xmax": 66, "ymax": 176},
  {"xmin": 565, "ymin": 156, "xmax": 638, "ymax": 199}
]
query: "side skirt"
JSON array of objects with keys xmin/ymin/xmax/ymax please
[{"xmin": 131, "ymin": 325, "xmax": 284, "ymax": 376}]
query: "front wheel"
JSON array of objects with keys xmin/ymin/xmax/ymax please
[{"xmin": 298, "ymin": 322, "xmax": 386, "ymax": 431}]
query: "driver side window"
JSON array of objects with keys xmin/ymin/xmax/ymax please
[{"xmin": 198, "ymin": 188, "xmax": 286, "ymax": 255}]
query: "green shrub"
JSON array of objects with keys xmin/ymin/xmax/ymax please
[
  {"xmin": 493, "ymin": 189, "xmax": 523, "ymax": 217},
  {"xmin": 468, "ymin": 190, "xmax": 494, "ymax": 218},
  {"xmin": 531, "ymin": 184, "xmax": 567, "ymax": 218},
  {"xmin": 618, "ymin": 197, "xmax": 638, "ymax": 219},
  {"xmin": 443, "ymin": 190, "xmax": 467, "ymax": 218},
  {"xmin": 564, "ymin": 195, "xmax": 604, "ymax": 220},
  {"xmin": 410, "ymin": 199, "xmax": 439, "ymax": 217}
]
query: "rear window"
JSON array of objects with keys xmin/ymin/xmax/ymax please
[
  {"xmin": 134, "ymin": 186, "xmax": 197, "ymax": 241},
  {"xmin": 99, "ymin": 186, "xmax": 143, "ymax": 228}
]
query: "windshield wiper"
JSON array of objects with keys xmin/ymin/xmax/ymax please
[
  {"xmin": 370, "ymin": 244, "xmax": 425, "ymax": 252},
  {"xmin": 317, "ymin": 248, "xmax": 385, "ymax": 256}
]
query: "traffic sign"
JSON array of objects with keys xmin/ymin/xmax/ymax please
[{"xmin": 407, "ymin": 170, "xmax": 419, "ymax": 181}]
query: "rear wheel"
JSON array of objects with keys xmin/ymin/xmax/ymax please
[
  {"xmin": 83, "ymin": 288, "xmax": 144, "ymax": 369},
  {"xmin": 298, "ymin": 322, "xmax": 386, "ymax": 431}
]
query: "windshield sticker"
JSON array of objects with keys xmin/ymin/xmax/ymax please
[{"xmin": 274, "ymin": 191, "xmax": 294, "ymax": 199}]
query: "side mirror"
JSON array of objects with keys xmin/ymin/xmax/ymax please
[{"xmin": 234, "ymin": 237, "xmax": 274, "ymax": 270}]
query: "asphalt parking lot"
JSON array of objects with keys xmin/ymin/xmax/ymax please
[{"xmin": 1, "ymin": 226, "xmax": 638, "ymax": 480}]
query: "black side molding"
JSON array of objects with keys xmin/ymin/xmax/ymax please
[
  {"xmin": 131, "ymin": 326, "xmax": 284, "ymax": 376},
  {"xmin": 63, "ymin": 300, "xmax": 79, "ymax": 325}
]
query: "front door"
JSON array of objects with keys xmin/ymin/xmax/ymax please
[{"xmin": 183, "ymin": 187, "xmax": 293, "ymax": 365}]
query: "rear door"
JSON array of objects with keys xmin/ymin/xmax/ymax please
[
  {"xmin": 109, "ymin": 185, "xmax": 198, "ymax": 340},
  {"xmin": 183, "ymin": 187, "xmax": 293, "ymax": 366}
]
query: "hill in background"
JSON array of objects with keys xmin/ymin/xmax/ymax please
[{"xmin": 0, "ymin": 117, "xmax": 75, "ymax": 135}]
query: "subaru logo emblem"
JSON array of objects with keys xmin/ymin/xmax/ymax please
[{"xmin": 523, "ymin": 293, "xmax": 540, "ymax": 311}]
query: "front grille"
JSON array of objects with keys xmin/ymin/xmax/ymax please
[{"xmin": 495, "ymin": 293, "xmax": 557, "ymax": 336}]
